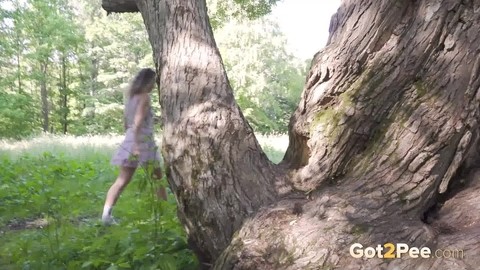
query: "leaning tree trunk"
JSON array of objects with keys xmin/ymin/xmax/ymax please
[
  {"xmin": 103, "ymin": 0, "xmax": 480, "ymax": 269},
  {"xmin": 134, "ymin": 0, "xmax": 286, "ymax": 265}
]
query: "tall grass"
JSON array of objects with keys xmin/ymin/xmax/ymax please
[
  {"xmin": 0, "ymin": 134, "xmax": 124, "ymax": 159},
  {"xmin": 0, "ymin": 134, "xmax": 191, "ymax": 270},
  {"xmin": 0, "ymin": 132, "xmax": 288, "ymax": 162},
  {"xmin": 0, "ymin": 133, "xmax": 288, "ymax": 270}
]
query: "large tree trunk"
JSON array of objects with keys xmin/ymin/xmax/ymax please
[
  {"xmin": 134, "ymin": 0, "xmax": 286, "ymax": 265},
  {"xmin": 103, "ymin": 0, "xmax": 480, "ymax": 269}
]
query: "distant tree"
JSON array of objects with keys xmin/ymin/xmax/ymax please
[{"xmin": 215, "ymin": 18, "xmax": 305, "ymax": 133}]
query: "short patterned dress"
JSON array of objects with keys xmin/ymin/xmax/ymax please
[{"xmin": 111, "ymin": 94, "xmax": 161, "ymax": 168}]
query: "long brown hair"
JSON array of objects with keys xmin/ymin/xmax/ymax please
[{"xmin": 127, "ymin": 68, "xmax": 156, "ymax": 98}]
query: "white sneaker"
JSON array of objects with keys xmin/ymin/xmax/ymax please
[{"xmin": 101, "ymin": 215, "xmax": 118, "ymax": 225}]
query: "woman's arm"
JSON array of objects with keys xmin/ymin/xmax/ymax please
[{"xmin": 133, "ymin": 93, "xmax": 149, "ymax": 145}]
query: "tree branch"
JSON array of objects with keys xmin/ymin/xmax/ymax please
[{"xmin": 101, "ymin": 0, "xmax": 139, "ymax": 13}]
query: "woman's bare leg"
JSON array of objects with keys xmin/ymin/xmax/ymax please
[
  {"xmin": 152, "ymin": 167, "xmax": 168, "ymax": 200},
  {"xmin": 102, "ymin": 166, "xmax": 136, "ymax": 223}
]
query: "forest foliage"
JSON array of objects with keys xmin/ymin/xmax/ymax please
[{"xmin": 0, "ymin": 0, "xmax": 307, "ymax": 138}]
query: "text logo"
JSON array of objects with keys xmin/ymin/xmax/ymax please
[{"xmin": 350, "ymin": 243, "xmax": 464, "ymax": 259}]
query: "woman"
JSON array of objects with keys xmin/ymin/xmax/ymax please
[{"xmin": 102, "ymin": 68, "xmax": 167, "ymax": 225}]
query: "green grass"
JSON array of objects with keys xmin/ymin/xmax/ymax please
[{"xmin": 0, "ymin": 134, "xmax": 287, "ymax": 269}]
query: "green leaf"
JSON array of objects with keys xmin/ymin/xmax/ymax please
[
  {"xmin": 118, "ymin": 262, "xmax": 131, "ymax": 268},
  {"xmin": 81, "ymin": 261, "xmax": 93, "ymax": 268},
  {"xmin": 106, "ymin": 264, "xmax": 119, "ymax": 270}
]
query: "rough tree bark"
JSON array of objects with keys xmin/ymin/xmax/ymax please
[{"xmin": 103, "ymin": 0, "xmax": 480, "ymax": 269}]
